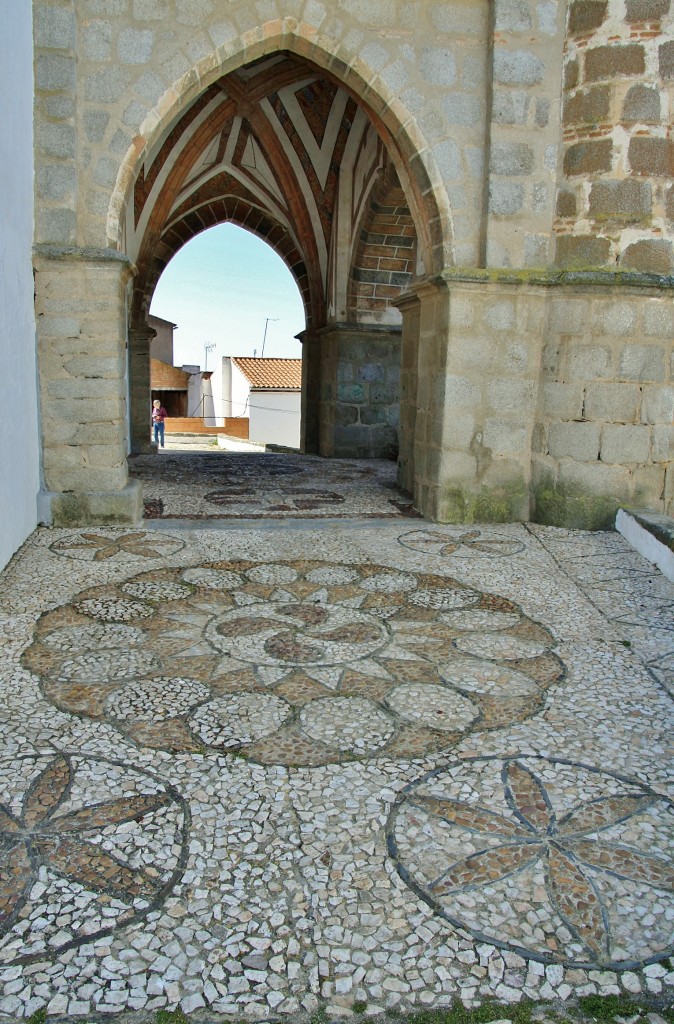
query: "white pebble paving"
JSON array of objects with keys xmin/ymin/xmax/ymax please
[
  {"xmin": 0, "ymin": 511, "xmax": 671, "ymax": 1019},
  {"xmin": 385, "ymin": 683, "xmax": 480, "ymax": 732},
  {"xmin": 299, "ymin": 696, "xmax": 395, "ymax": 753}
]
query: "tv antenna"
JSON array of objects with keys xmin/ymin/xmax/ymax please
[
  {"xmin": 204, "ymin": 341, "xmax": 216, "ymax": 371},
  {"xmin": 261, "ymin": 317, "xmax": 279, "ymax": 358}
]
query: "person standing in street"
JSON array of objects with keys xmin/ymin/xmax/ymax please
[{"xmin": 152, "ymin": 399, "xmax": 168, "ymax": 448}]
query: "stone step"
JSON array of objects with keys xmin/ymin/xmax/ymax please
[{"xmin": 616, "ymin": 507, "xmax": 674, "ymax": 582}]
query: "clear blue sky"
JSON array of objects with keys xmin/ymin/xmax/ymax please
[{"xmin": 150, "ymin": 223, "xmax": 305, "ymax": 369}]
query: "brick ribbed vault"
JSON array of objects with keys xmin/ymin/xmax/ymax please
[{"xmin": 129, "ymin": 53, "xmax": 421, "ymax": 333}]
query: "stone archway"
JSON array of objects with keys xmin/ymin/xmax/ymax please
[
  {"xmin": 107, "ymin": 20, "xmax": 453, "ymax": 275},
  {"xmin": 31, "ymin": 3, "xmax": 674, "ymax": 531},
  {"xmin": 111, "ymin": 27, "xmax": 454, "ymax": 471}
]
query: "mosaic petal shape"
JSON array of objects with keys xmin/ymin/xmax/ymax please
[
  {"xmin": 0, "ymin": 754, "xmax": 188, "ymax": 966},
  {"xmin": 50, "ymin": 532, "xmax": 185, "ymax": 561},
  {"xmin": 432, "ymin": 842, "xmax": 543, "ymax": 894},
  {"xmin": 388, "ymin": 756, "xmax": 674, "ymax": 968},
  {"xmin": 568, "ymin": 839, "xmax": 674, "ymax": 890},
  {"xmin": 398, "ymin": 528, "xmax": 526, "ymax": 559},
  {"xmin": 0, "ymin": 844, "xmax": 33, "ymax": 928},
  {"xmin": 412, "ymin": 797, "xmax": 532, "ymax": 840},
  {"xmin": 33, "ymin": 836, "xmax": 159, "ymax": 902},
  {"xmin": 556, "ymin": 795, "xmax": 656, "ymax": 837},
  {"xmin": 503, "ymin": 761, "xmax": 554, "ymax": 834},
  {"xmin": 22, "ymin": 756, "xmax": 72, "ymax": 828},
  {"xmin": 547, "ymin": 844, "xmax": 609, "ymax": 962}
]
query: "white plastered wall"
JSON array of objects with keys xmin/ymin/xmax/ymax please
[
  {"xmin": 249, "ymin": 391, "xmax": 301, "ymax": 449},
  {"xmin": 211, "ymin": 358, "xmax": 253, "ymax": 424},
  {"xmin": 0, "ymin": 0, "xmax": 40, "ymax": 569}
]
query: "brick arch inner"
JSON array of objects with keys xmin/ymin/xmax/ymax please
[
  {"xmin": 119, "ymin": 29, "xmax": 455, "ymax": 465},
  {"xmin": 142, "ymin": 193, "xmax": 311, "ymax": 331},
  {"xmin": 109, "ymin": 21, "xmax": 454, "ymax": 278},
  {"xmin": 129, "ymin": 74, "xmax": 326, "ymax": 333},
  {"xmin": 347, "ymin": 167, "xmax": 416, "ymax": 325}
]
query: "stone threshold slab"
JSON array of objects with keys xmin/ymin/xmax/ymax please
[{"xmin": 616, "ymin": 507, "xmax": 674, "ymax": 582}]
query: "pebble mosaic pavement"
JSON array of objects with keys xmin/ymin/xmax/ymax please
[
  {"xmin": 130, "ymin": 448, "xmax": 418, "ymax": 520},
  {"xmin": 0, "ymin": 451, "xmax": 672, "ymax": 1020}
]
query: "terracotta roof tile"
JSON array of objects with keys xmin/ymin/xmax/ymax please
[
  {"xmin": 233, "ymin": 357, "xmax": 302, "ymax": 390},
  {"xmin": 151, "ymin": 359, "xmax": 191, "ymax": 389}
]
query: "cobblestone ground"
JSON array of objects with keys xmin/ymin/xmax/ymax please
[
  {"xmin": 130, "ymin": 445, "xmax": 417, "ymax": 520},
  {"xmin": 0, "ymin": 452, "xmax": 672, "ymax": 1021}
]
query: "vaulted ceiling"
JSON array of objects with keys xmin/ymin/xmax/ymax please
[{"xmin": 128, "ymin": 53, "xmax": 400, "ymax": 330}]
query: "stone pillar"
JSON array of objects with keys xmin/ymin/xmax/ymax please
[
  {"xmin": 298, "ymin": 329, "xmax": 319, "ymax": 454},
  {"xmin": 318, "ymin": 328, "xmax": 337, "ymax": 458},
  {"xmin": 409, "ymin": 273, "xmax": 544, "ymax": 523},
  {"xmin": 128, "ymin": 325, "xmax": 156, "ymax": 455},
  {"xmin": 395, "ymin": 292, "xmax": 421, "ymax": 496},
  {"xmin": 34, "ymin": 246, "xmax": 143, "ymax": 526},
  {"xmin": 483, "ymin": 0, "xmax": 566, "ymax": 270},
  {"xmin": 314, "ymin": 324, "xmax": 401, "ymax": 459},
  {"xmin": 409, "ymin": 269, "xmax": 673, "ymax": 528},
  {"xmin": 410, "ymin": 277, "xmax": 451, "ymax": 519}
]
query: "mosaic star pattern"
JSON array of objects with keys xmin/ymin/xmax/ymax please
[
  {"xmin": 23, "ymin": 560, "xmax": 565, "ymax": 765},
  {"xmin": 0, "ymin": 754, "xmax": 188, "ymax": 966},
  {"xmin": 388, "ymin": 756, "xmax": 674, "ymax": 970},
  {"xmin": 399, "ymin": 528, "xmax": 526, "ymax": 559},
  {"xmin": 49, "ymin": 531, "xmax": 185, "ymax": 561}
]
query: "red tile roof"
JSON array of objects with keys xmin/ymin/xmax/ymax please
[
  {"xmin": 151, "ymin": 359, "xmax": 191, "ymax": 389},
  {"xmin": 233, "ymin": 357, "xmax": 302, "ymax": 390}
]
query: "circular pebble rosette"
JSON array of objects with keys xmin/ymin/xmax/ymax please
[
  {"xmin": 48, "ymin": 530, "xmax": 186, "ymax": 562},
  {"xmin": 0, "ymin": 754, "xmax": 189, "ymax": 966},
  {"xmin": 387, "ymin": 755, "xmax": 674, "ymax": 969},
  {"xmin": 399, "ymin": 527, "xmax": 526, "ymax": 559},
  {"xmin": 23, "ymin": 560, "xmax": 566, "ymax": 766}
]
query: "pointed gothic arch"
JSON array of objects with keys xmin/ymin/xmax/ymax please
[
  {"xmin": 111, "ymin": 24, "xmax": 454, "ymax": 463},
  {"xmin": 107, "ymin": 20, "xmax": 454, "ymax": 278}
]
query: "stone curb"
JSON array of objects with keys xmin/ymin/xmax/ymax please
[{"xmin": 616, "ymin": 507, "xmax": 674, "ymax": 581}]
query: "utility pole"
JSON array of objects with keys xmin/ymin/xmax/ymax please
[{"xmin": 261, "ymin": 317, "xmax": 278, "ymax": 358}]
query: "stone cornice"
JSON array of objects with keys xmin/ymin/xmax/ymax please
[
  {"xmin": 33, "ymin": 244, "xmax": 136, "ymax": 272},
  {"xmin": 313, "ymin": 321, "xmax": 402, "ymax": 336},
  {"xmin": 445, "ymin": 267, "xmax": 674, "ymax": 288},
  {"xmin": 397, "ymin": 267, "xmax": 674, "ymax": 303}
]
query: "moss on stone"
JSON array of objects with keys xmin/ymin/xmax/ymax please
[
  {"xmin": 50, "ymin": 486, "xmax": 142, "ymax": 527},
  {"xmin": 438, "ymin": 484, "xmax": 529, "ymax": 524},
  {"xmin": 439, "ymin": 266, "xmax": 674, "ymax": 290},
  {"xmin": 532, "ymin": 484, "xmax": 619, "ymax": 530},
  {"xmin": 51, "ymin": 494, "xmax": 92, "ymax": 527}
]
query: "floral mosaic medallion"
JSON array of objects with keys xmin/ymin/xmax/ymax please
[
  {"xmin": 0, "ymin": 754, "xmax": 189, "ymax": 965},
  {"xmin": 387, "ymin": 756, "xmax": 674, "ymax": 969},
  {"xmin": 23, "ymin": 561, "xmax": 565, "ymax": 765},
  {"xmin": 399, "ymin": 528, "xmax": 526, "ymax": 559},
  {"xmin": 203, "ymin": 487, "xmax": 346, "ymax": 513},
  {"xmin": 49, "ymin": 531, "xmax": 185, "ymax": 561}
]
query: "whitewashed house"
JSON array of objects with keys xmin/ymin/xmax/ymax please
[{"xmin": 211, "ymin": 357, "xmax": 302, "ymax": 448}]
